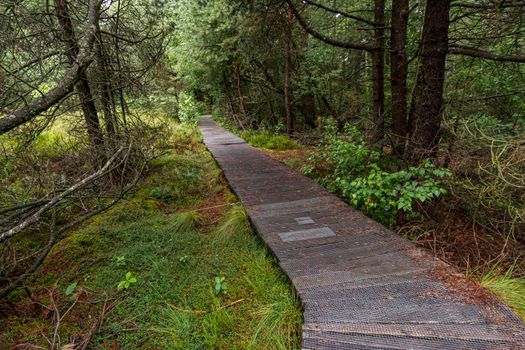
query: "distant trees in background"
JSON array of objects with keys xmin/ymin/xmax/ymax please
[
  {"xmin": 171, "ymin": 0, "xmax": 525, "ymax": 246},
  {"xmin": 173, "ymin": 0, "xmax": 525, "ymax": 161}
]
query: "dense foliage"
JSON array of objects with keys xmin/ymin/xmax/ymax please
[{"xmin": 303, "ymin": 123, "xmax": 451, "ymax": 225}]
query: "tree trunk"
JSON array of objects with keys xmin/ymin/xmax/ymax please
[
  {"xmin": 408, "ymin": 0, "xmax": 451, "ymax": 161},
  {"xmin": 95, "ymin": 31, "xmax": 119, "ymax": 147},
  {"xmin": 371, "ymin": 0, "xmax": 385, "ymax": 144},
  {"xmin": 55, "ymin": 0, "xmax": 106, "ymax": 168},
  {"xmin": 235, "ymin": 63, "xmax": 247, "ymax": 120},
  {"xmin": 390, "ymin": 0, "xmax": 409, "ymax": 155},
  {"xmin": 298, "ymin": 94, "xmax": 316, "ymax": 128},
  {"xmin": 352, "ymin": 50, "xmax": 364, "ymax": 118},
  {"xmin": 299, "ymin": 27, "xmax": 316, "ymax": 129},
  {"xmin": 113, "ymin": 0, "xmax": 128, "ymax": 126},
  {"xmin": 284, "ymin": 6, "xmax": 294, "ymax": 135}
]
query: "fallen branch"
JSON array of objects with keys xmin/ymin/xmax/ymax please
[
  {"xmin": 0, "ymin": 146, "xmax": 124, "ymax": 243},
  {"xmin": 0, "ymin": 145, "xmax": 146, "ymax": 299}
]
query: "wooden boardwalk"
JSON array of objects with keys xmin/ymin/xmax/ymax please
[{"xmin": 200, "ymin": 117, "xmax": 525, "ymax": 350}]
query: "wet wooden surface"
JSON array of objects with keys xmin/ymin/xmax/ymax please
[{"xmin": 200, "ymin": 117, "xmax": 525, "ymax": 349}]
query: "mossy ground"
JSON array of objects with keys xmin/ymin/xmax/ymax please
[
  {"xmin": 239, "ymin": 130, "xmax": 302, "ymax": 151},
  {"xmin": 0, "ymin": 121, "xmax": 302, "ymax": 349}
]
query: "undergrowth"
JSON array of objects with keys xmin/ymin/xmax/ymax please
[
  {"xmin": 0, "ymin": 121, "xmax": 302, "ymax": 349},
  {"xmin": 240, "ymin": 130, "xmax": 302, "ymax": 151},
  {"xmin": 302, "ymin": 122, "xmax": 450, "ymax": 226}
]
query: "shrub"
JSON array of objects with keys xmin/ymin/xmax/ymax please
[
  {"xmin": 339, "ymin": 161, "xmax": 450, "ymax": 225},
  {"xmin": 302, "ymin": 123, "xmax": 451, "ymax": 225},
  {"xmin": 453, "ymin": 117, "xmax": 525, "ymax": 239},
  {"xmin": 177, "ymin": 92, "xmax": 200, "ymax": 125}
]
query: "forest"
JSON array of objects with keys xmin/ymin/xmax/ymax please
[{"xmin": 1, "ymin": 0, "xmax": 524, "ymax": 348}]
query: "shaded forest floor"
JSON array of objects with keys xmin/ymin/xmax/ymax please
[{"xmin": 0, "ymin": 123, "xmax": 302, "ymax": 349}]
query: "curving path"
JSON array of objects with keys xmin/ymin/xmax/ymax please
[{"xmin": 200, "ymin": 117, "xmax": 525, "ymax": 350}]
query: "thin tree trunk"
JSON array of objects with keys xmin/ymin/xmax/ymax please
[
  {"xmin": 284, "ymin": 6, "xmax": 294, "ymax": 135},
  {"xmin": 352, "ymin": 50, "xmax": 364, "ymax": 118},
  {"xmin": 55, "ymin": 0, "xmax": 106, "ymax": 168},
  {"xmin": 371, "ymin": 0, "xmax": 385, "ymax": 144},
  {"xmin": 390, "ymin": 0, "xmax": 409, "ymax": 155},
  {"xmin": 298, "ymin": 94, "xmax": 316, "ymax": 129},
  {"xmin": 299, "ymin": 27, "xmax": 316, "ymax": 129},
  {"xmin": 408, "ymin": 0, "xmax": 451, "ymax": 161},
  {"xmin": 235, "ymin": 64, "xmax": 247, "ymax": 119},
  {"xmin": 322, "ymin": 96, "xmax": 336, "ymax": 118},
  {"xmin": 113, "ymin": 0, "xmax": 128, "ymax": 126},
  {"xmin": 95, "ymin": 31, "xmax": 119, "ymax": 147}
]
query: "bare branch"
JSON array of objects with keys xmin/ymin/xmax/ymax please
[
  {"xmin": 285, "ymin": 0, "xmax": 376, "ymax": 52},
  {"xmin": 448, "ymin": 45, "xmax": 525, "ymax": 62},
  {"xmin": 302, "ymin": 0, "xmax": 377, "ymax": 26}
]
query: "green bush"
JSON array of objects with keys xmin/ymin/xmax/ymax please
[
  {"xmin": 177, "ymin": 92, "xmax": 200, "ymax": 125},
  {"xmin": 303, "ymin": 123, "xmax": 451, "ymax": 225},
  {"xmin": 339, "ymin": 161, "xmax": 450, "ymax": 225}
]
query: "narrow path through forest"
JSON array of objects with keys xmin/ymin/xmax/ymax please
[{"xmin": 200, "ymin": 117, "xmax": 525, "ymax": 350}]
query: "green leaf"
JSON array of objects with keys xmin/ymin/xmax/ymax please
[{"xmin": 65, "ymin": 282, "xmax": 77, "ymax": 296}]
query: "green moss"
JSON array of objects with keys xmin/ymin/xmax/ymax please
[{"xmin": 240, "ymin": 130, "xmax": 302, "ymax": 151}]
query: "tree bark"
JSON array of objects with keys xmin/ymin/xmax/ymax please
[
  {"xmin": 235, "ymin": 63, "xmax": 247, "ymax": 119},
  {"xmin": 371, "ymin": 0, "xmax": 385, "ymax": 144},
  {"xmin": 390, "ymin": 0, "xmax": 409, "ymax": 155},
  {"xmin": 408, "ymin": 0, "xmax": 451, "ymax": 161},
  {"xmin": 55, "ymin": 0, "xmax": 106, "ymax": 168},
  {"xmin": 95, "ymin": 29, "xmax": 119, "ymax": 146},
  {"xmin": 284, "ymin": 6, "xmax": 294, "ymax": 135}
]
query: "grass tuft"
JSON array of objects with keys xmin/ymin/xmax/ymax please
[
  {"xmin": 480, "ymin": 265, "xmax": 525, "ymax": 321},
  {"xmin": 172, "ymin": 210, "xmax": 203, "ymax": 233},
  {"xmin": 215, "ymin": 204, "xmax": 249, "ymax": 239}
]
